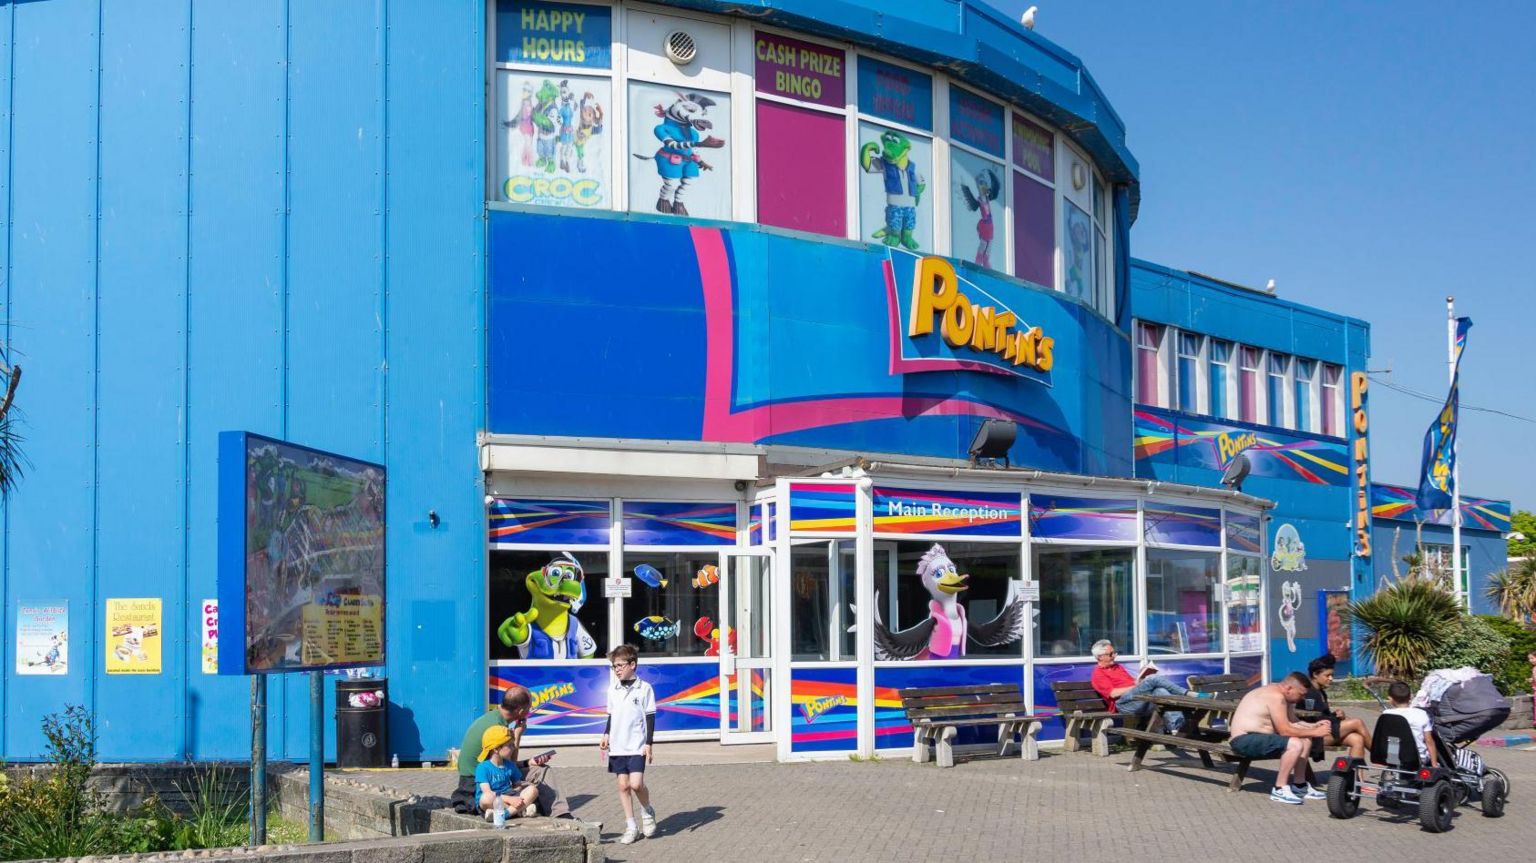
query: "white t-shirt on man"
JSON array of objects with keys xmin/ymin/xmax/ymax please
[
  {"xmin": 1384, "ymin": 706, "xmax": 1434, "ymax": 762},
  {"xmin": 606, "ymin": 676, "xmax": 656, "ymax": 756}
]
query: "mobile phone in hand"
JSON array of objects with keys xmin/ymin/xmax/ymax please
[{"xmin": 532, "ymin": 749, "xmax": 556, "ymax": 761}]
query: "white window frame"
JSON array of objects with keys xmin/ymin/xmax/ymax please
[
  {"xmin": 1208, "ymin": 338, "xmax": 1237, "ymax": 421},
  {"xmin": 851, "ymin": 51, "xmax": 939, "ymax": 253},
  {"xmin": 1238, "ymin": 345, "xmax": 1264, "ymax": 425},
  {"xmin": 1265, "ymin": 351, "xmax": 1293, "ymax": 429},
  {"xmin": 1320, "ymin": 363, "xmax": 1344, "ymax": 437},
  {"xmin": 1174, "ymin": 329, "xmax": 1206, "ymax": 415}
]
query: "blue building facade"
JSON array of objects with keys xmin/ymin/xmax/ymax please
[{"xmin": 0, "ymin": 0, "xmax": 1507, "ymax": 763}]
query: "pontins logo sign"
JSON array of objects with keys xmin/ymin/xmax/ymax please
[{"xmin": 885, "ymin": 251, "xmax": 1054, "ymax": 382}]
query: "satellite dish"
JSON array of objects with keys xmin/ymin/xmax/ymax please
[{"xmin": 1221, "ymin": 454, "xmax": 1251, "ymax": 492}]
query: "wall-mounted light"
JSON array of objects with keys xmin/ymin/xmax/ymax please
[
  {"xmin": 968, "ymin": 419, "xmax": 1017, "ymax": 468},
  {"xmin": 428, "ymin": 510, "xmax": 440, "ymax": 529}
]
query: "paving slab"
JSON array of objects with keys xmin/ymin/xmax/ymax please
[{"xmin": 348, "ymin": 737, "xmax": 1536, "ymax": 863}]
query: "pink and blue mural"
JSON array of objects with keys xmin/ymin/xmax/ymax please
[
  {"xmin": 788, "ymin": 483, "xmax": 857, "ymax": 533},
  {"xmin": 1143, "ymin": 502, "xmax": 1221, "ymax": 547},
  {"xmin": 1370, "ymin": 483, "xmax": 1511, "ymax": 531},
  {"xmin": 489, "ymin": 661, "xmax": 722, "ymax": 735},
  {"xmin": 871, "ymin": 486, "xmax": 1022, "ymax": 537},
  {"xmin": 1134, "ymin": 407, "xmax": 1349, "ymax": 486},
  {"xmin": 1029, "ymin": 495, "xmax": 1138, "ymax": 542}
]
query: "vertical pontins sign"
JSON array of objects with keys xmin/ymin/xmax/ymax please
[{"xmin": 1350, "ymin": 371, "xmax": 1372, "ymax": 588}]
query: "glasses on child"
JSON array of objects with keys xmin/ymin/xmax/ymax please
[{"xmin": 612, "ymin": 660, "xmax": 635, "ymax": 668}]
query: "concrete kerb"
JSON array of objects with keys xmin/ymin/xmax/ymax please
[{"xmin": 16, "ymin": 831, "xmax": 593, "ymax": 863}]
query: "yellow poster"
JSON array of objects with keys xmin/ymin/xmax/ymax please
[
  {"xmin": 105, "ymin": 598, "xmax": 162, "ymax": 674},
  {"xmin": 301, "ymin": 595, "xmax": 383, "ymax": 667}
]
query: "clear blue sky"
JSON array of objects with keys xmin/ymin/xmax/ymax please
[{"xmin": 988, "ymin": 0, "xmax": 1536, "ymax": 509}]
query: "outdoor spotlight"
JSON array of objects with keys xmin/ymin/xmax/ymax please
[
  {"xmin": 1220, "ymin": 453, "xmax": 1252, "ymax": 493},
  {"xmin": 968, "ymin": 418, "xmax": 1017, "ymax": 468}
]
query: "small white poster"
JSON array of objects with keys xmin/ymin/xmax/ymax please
[
  {"xmin": 200, "ymin": 598, "xmax": 219, "ymax": 674},
  {"xmin": 604, "ymin": 576, "xmax": 632, "ymax": 598},
  {"xmin": 17, "ymin": 603, "xmax": 69, "ymax": 675}
]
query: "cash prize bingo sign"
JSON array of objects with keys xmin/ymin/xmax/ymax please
[{"xmin": 217, "ymin": 431, "xmax": 386, "ymax": 842}]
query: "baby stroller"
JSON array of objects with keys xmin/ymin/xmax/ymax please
[{"xmin": 1326, "ymin": 679, "xmax": 1510, "ymax": 832}]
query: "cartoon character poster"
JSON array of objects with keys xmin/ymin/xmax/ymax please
[
  {"xmin": 950, "ymin": 149, "xmax": 1003, "ymax": 270},
  {"xmin": 17, "ymin": 603, "xmax": 68, "ymax": 675},
  {"xmin": 490, "ymin": 549, "xmax": 607, "ymax": 661},
  {"xmin": 858, "ymin": 122, "xmax": 932, "ymax": 252},
  {"xmin": 1271, "ymin": 523, "xmax": 1308, "ymax": 572},
  {"xmin": 866, "ymin": 543, "xmax": 1027, "ymax": 660},
  {"xmin": 498, "ymin": 71, "xmax": 610, "ymax": 209},
  {"xmin": 1062, "ymin": 200, "xmax": 1094, "ymax": 302},
  {"xmin": 627, "ymin": 82, "xmax": 732, "ymax": 219},
  {"xmin": 106, "ymin": 598, "xmax": 162, "ymax": 675}
]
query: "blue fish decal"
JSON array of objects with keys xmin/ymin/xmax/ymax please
[
  {"xmin": 632, "ymin": 564, "xmax": 669, "ymax": 589},
  {"xmin": 632, "ymin": 616, "xmax": 680, "ymax": 640}
]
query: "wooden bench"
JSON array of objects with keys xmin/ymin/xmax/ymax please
[
  {"xmin": 1117, "ymin": 727, "xmax": 1272, "ymax": 791},
  {"xmin": 1049, "ymin": 679, "xmax": 1142, "ymax": 757},
  {"xmin": 1187, "ymin": 673, "xmax": 1253, "ymax": 700},
  {"xmin": 900, "ymin": 684, "xmax": 1044, "ymax": 768}
]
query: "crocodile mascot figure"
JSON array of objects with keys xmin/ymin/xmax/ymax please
[{"xmin": 497, "ymin": 552, "xmax": 597, "ymax": 659}]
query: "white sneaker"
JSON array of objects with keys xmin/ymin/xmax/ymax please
[
  {"xmin": 619, "ymin": 826, "xmax": 639, "ymax": 844},
  {"xmin": 640, "ymin": 808, "xmax": 657, "ymax": 837},
  {"xmin": 1270, "ymin": 786, "xmax": 1304, "ymax": 805},
  {"xmin": 1301, "ymin": 784, "xmax": 1327, "ymax": 800}
]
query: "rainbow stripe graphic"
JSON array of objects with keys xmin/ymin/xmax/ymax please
[
  {"xmin": 790, "ymin": 667, "xmax": 860, "ymax": 752},
  {"xmin": 872, "ymin": 486, "xmax": 1022, "ymax": 537},
  {"xmin": 1370, "ymin": 483, "xmax": 1511, "ymax": 531},
  {"xmin": 1134, "ymin": 407, "xmax": 1349, "ymax": 486},
  {"xmin": 488, "ymin": 498, "xmax": 610, "ymax": 544},
  {"xmin": 487, "ymin": 662, "xmax": 724, "ymax": 735},
  {"xmin": 1226, "ymin": 512, "xmax": 1263, "ymax": 553},
  {"xmin": 622, "ymin": 501, "xmax": 738, "ymax": 545},
  {"xmin": 1143, "ymin": 502, "xmax": 1221, "ymax": 547},
  {"xmin": 788, "ymin": 483, "xmax": 857, "ymax": 533},
  {"xmin": 1030, "ymin": 494, "xmax": 1138, "ymax": 542}
]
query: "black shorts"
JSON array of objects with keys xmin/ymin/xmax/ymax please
[{"xmin": 1231, "ymin": 732, "xmax": 1290, "ymax": 760}]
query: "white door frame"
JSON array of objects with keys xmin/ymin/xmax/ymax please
[{"xmin": 718, "ymin": 548, "xmax": 776, "ymax": 744}]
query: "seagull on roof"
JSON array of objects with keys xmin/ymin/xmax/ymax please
[{"xmin": 1022, "ymin": 6, "xmax": 1038, "ymax": 30}]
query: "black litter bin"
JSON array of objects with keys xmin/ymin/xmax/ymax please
[{"xmin": 336, "ymin": 677, "xmax": 388, "ymax": 768}]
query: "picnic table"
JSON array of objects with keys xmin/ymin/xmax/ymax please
[{"xmin": 1117, "ymin": 691, "xmax": 1328, "ymax": 791}]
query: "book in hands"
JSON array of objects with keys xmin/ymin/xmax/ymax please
[{"xmin": 1136, "ymin": 665, "xmax": 1158, "ymax": 680}]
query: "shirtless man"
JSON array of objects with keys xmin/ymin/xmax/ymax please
[{"xmin": 1228, "ymin": 671, "xmax": 1332, "ymax": 805}]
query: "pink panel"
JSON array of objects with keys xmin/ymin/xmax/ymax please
[
  {"xmin": 755, "ymin": 101, "xmax": 846, "ymax": 237},
  {"xmin": 1012, "ymin": 172, "xmax": 1053, "ymax": 288}
]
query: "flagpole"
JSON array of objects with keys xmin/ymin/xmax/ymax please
[{"xmin": 1448, "ymin": 296, "xmax": 1463, "ymax": 608}]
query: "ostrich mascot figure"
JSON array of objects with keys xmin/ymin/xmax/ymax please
[{"xmin": 868, "ymin": 544, "xmax": 1029, "ymax": 660}]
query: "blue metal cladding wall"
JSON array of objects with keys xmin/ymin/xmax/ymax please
[
  {"xmin": 0, "ymin": 0, "xmax": 484, "ymax": 762},
  {"xmin": 1369, "ymin": 523, "xmax": 1508, "ymax": 618},
  {"xmin": 1129, "ymin": 260, "xmax": 1371, "ymax": 680}
]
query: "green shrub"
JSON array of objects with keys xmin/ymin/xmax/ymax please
[
  {"xmin": 1350, "ymin": 577, "xmax": 1462, "ymax": 678},
  {"xmin": 1426, "ymin": 615, "xmax": 1512, "ymax": 677},
  {"xmin": 1479, "ymin": 615, "xmax": 1536, "ymax": 696},
  {"xmin": 169, "ymin": 765, "xmax": 249, "ymax": 850}
]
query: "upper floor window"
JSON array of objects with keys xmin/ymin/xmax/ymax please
[
  {"xmin": 1266, "ymin": 353, "xmax": 1291, "ymax": 427},
  {"xmin": 1176, "ymin": 332, "xmax": 1203, "ymax": 414},
  {"xmin": 949, "ymin": 86, "xmax": 1007, "ymax": 273},
  {"xmin": 1294, "ymin": 359, "xmax": 1318, "ymax": 433},
  {"xmin": 1011, "ymin": 114, "xmax": 1055, "ymax": 290},
  {"xmin": 1321, "ymin": 364, "xmax": 1343, "ymax": 436},
  {"xmin": 1239, "ymin": 346, "xmax": 1262, "ymax": 424},
  {"xmin": 857, "ymin": 57, "xmax": 935, "ymax": 252},
  {"xmin": 754, "ymin": 30, "xmax": 849, "ymax": 237},
  {"xmin": 1208, "ymin": 340, "xmax": 1233, "ymax": 420},
  {"xmin": 1136, "ymin": 323, "xmax": 1166, "ymax": 407}
]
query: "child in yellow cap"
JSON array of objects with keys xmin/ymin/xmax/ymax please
[{"xmin": 476, "ymin": 725, "xmax": 538, "ymax": 821}]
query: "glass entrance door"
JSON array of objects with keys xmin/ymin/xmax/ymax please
[{"xmin": 718, "ymin": 549, "xmax": 775, "ymax": 744}]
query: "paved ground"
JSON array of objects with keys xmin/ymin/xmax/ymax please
[{"xmin": 352, "ymin": 730, "xmax": 1536, "ymax": 863}]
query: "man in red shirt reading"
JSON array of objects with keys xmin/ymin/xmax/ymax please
[{"xmin": 1088, "ymin": 639, "xmax": 1209, "ymax": 732}]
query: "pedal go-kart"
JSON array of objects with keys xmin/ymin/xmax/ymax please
[{"xmin": 1326, "ymin": 712, "xmax": 1509, "ymax": 832}]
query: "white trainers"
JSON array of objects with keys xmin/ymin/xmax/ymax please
[
  {"xmin": 1296, "ymin": 784, "xmax": 1327, "ymax": 800},
  {"xmin": 640, "ymin": 808, "xmax": 658, "ymax": 837},
  {"xmin": 619, "ymin": 826, "xmax": 639, "ymax": 844},
  {"xmin": 1270, "ymin": 785, "xmax": 1304, "ymax": 805}
]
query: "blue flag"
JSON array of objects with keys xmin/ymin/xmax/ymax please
[{"xmin": 1416, "ymin": 317, "xmax": 1472, "ymax": 511}]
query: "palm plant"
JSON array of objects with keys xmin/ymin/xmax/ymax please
[
  {"xmin": 1349, "ymin": 576, "xmax": 1461, "ymax": 678},
  {"xmin": 0, "ymin": 350, "xmax": 23, "ymax": 496},
  {"xmin": 1486, "ymin": 559, "xmax": 1536, "ymax": 624}
]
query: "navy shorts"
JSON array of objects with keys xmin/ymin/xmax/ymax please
[
  {"xmin": 607, "ymin": 754, "xmax": 646, "ymax": 775},
  {"xmin": 1231, "ymin": 732, "xmax": 1290, "ymax": 760}
]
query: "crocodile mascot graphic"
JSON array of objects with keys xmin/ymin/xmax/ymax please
[{"xmin": 497, "ymin": 552, "xmax": 597, "ymax": 660}]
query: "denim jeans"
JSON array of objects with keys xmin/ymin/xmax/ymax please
[{"xmin": 1116, "ymin": 674, "xmax": 1188, "ymax": 726}]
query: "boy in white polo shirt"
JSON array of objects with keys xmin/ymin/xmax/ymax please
[{"xmin": 600, "ymin": 643, "xmax": 657, "ymax": 845}]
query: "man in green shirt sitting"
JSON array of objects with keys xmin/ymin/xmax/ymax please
[{"xmin": 451, "ymin": 684, "xmax": 570, "ymax": 817}]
